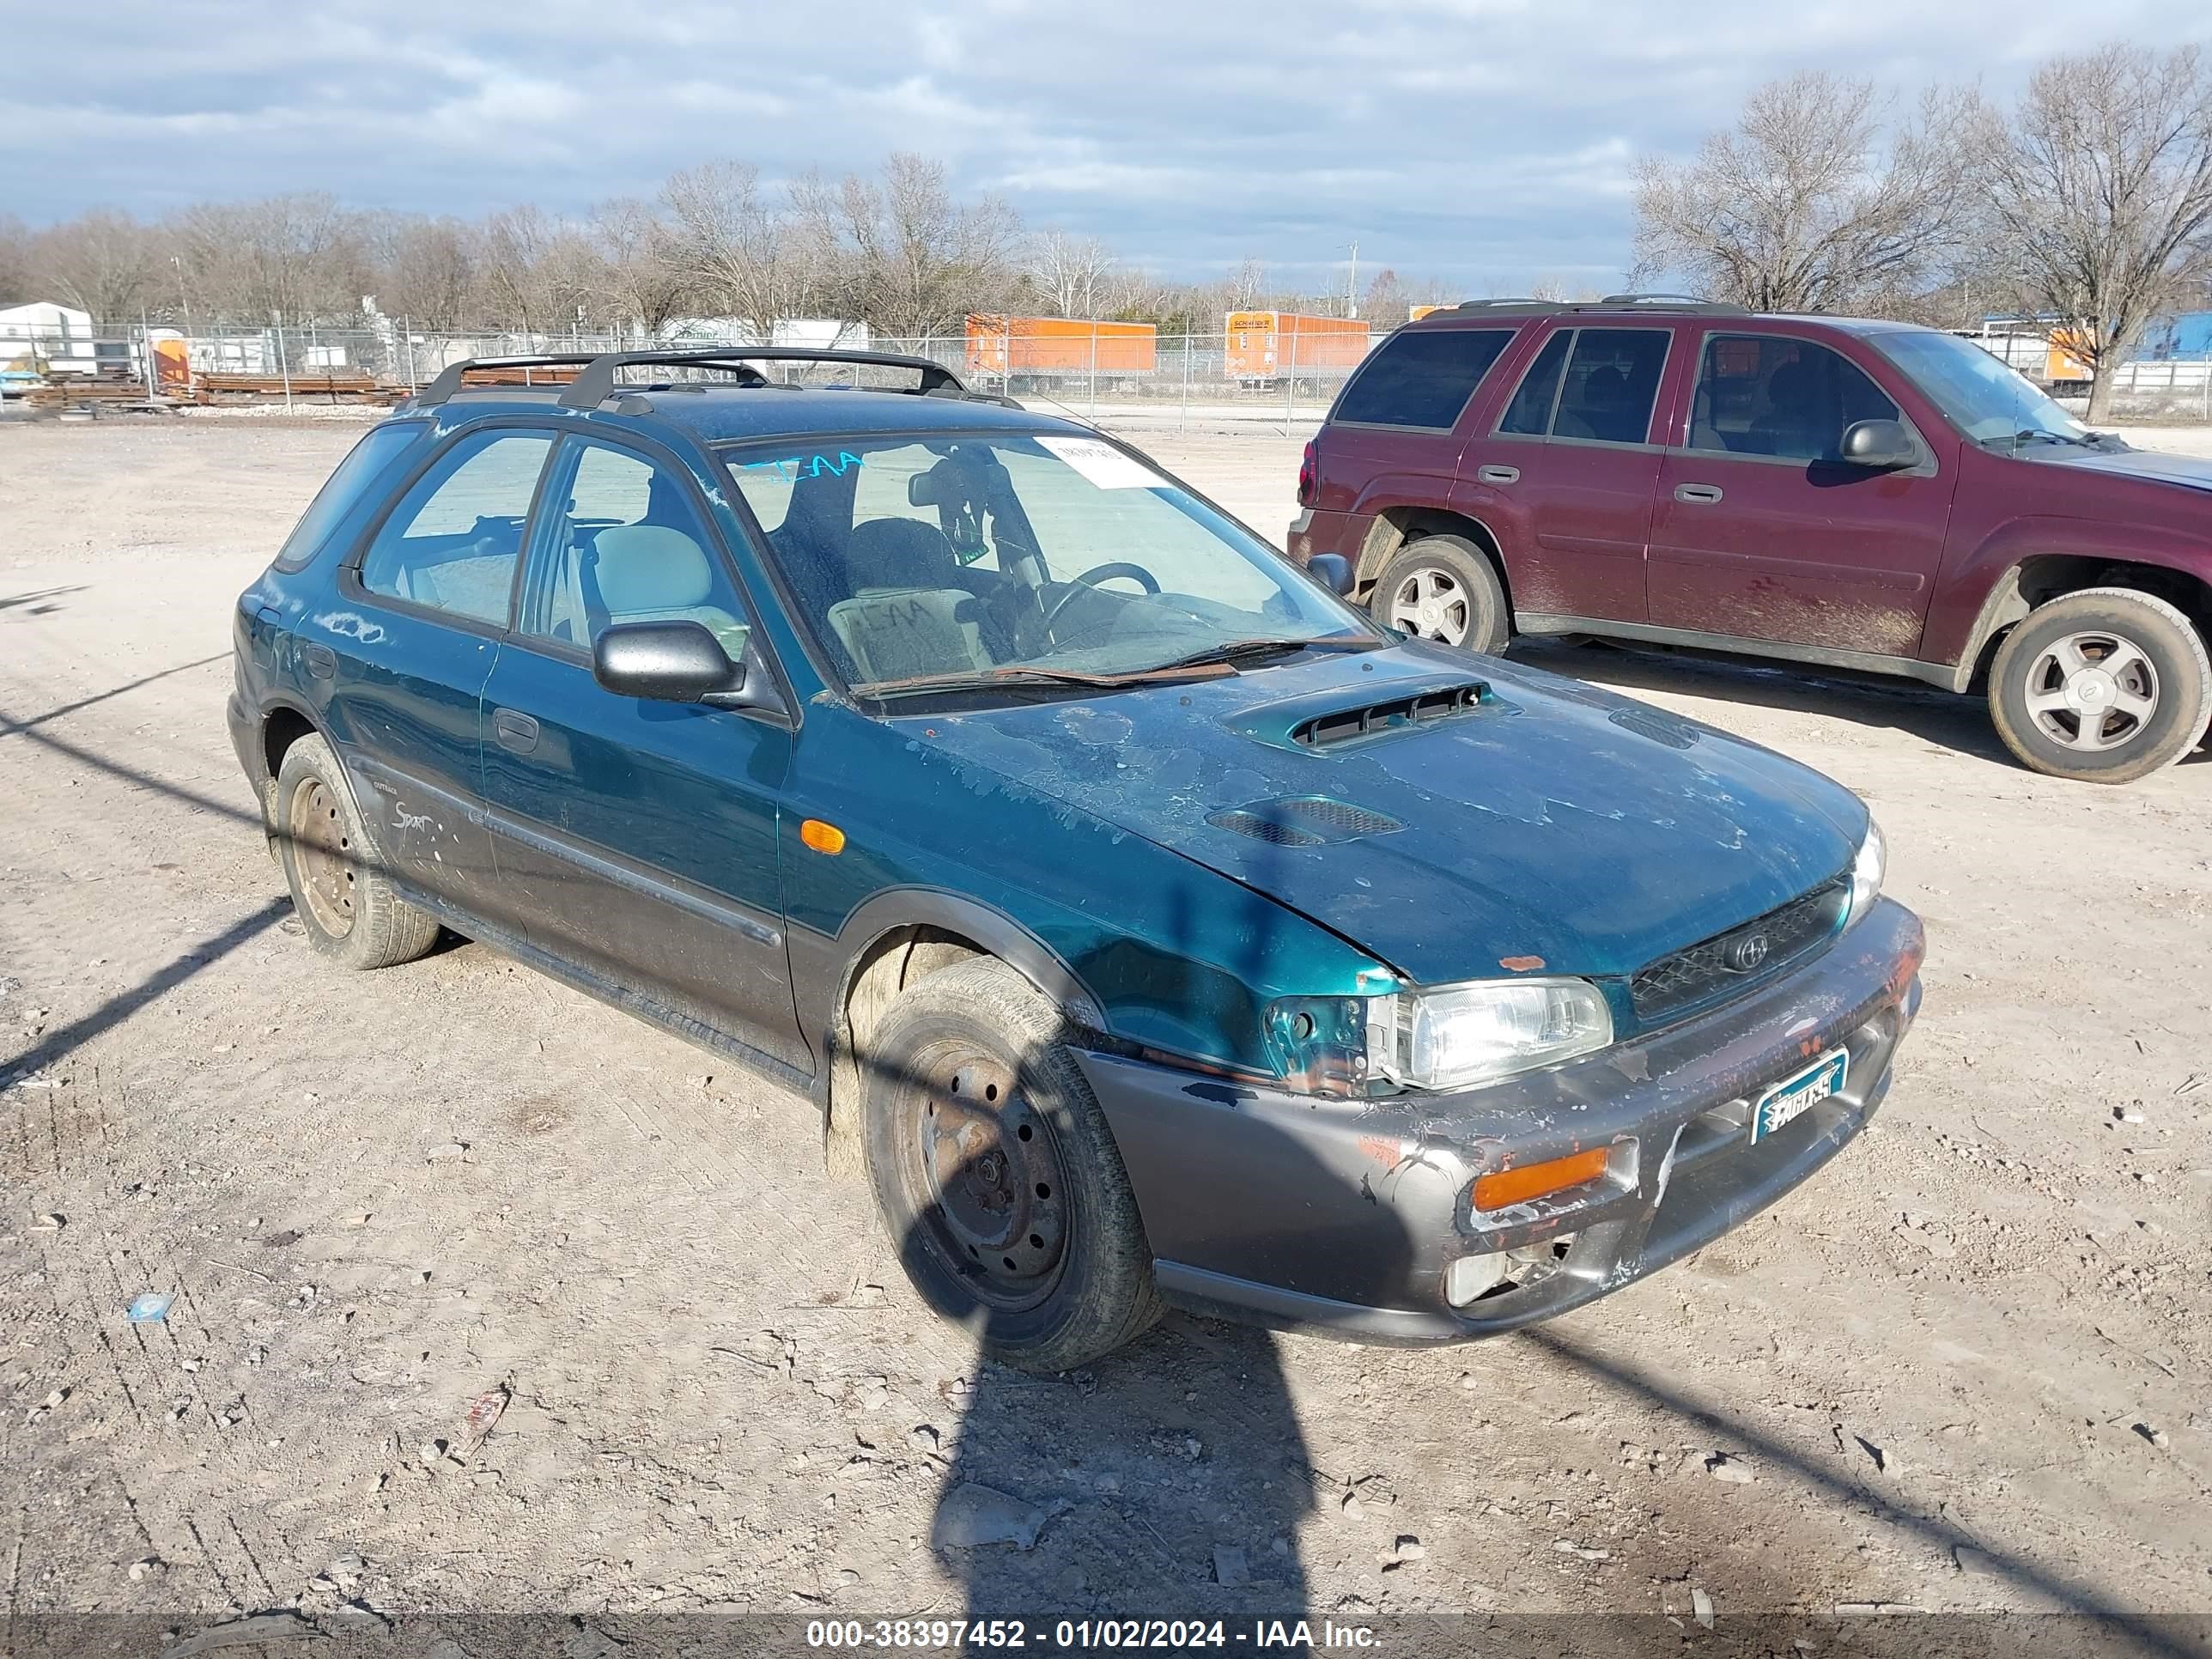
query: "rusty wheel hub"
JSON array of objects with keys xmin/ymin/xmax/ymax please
[
  {"xmin": 912, "ymin": 1048, "xmax": 1069, "ymax": 1309},
  {"xmin": 288, "ymin": 778, "xmax": 356, "ymax": 939}
]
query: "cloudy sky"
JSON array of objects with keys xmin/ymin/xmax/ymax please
[{"xmin": 6, "ymin": 0, "xmax": 2209, "ymax": 289}]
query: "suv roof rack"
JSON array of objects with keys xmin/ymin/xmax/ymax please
[
  {"xmin": 1428, "ymin": 293, "xmax": 1753, "ymax": 322},
  {"xmin": 413, "ymin": 347, "xmax": 979, "ymax": 410}
]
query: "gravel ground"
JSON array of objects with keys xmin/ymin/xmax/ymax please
[{"xmin": 1, "ymin": 410, "xmax": 2208, "ymax": 1648}]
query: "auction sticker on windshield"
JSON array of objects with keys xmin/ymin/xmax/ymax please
[
  {"xmin": 1751, "ymin": 1048, "xmax": 1848, "ymax": 1143},
  {"xmin": 1037, "ymin": 434, "xmax": 1169, "ymax": 489}
]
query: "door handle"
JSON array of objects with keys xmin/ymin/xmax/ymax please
[
  {"xmin": 1476, "ymin": 465, "xmax": 1520, "ymax": 485},
  {"xmin": 1674, "ymin": 483, "xmax": 1724, "ymax": 504},
  {"xmin": 301, "ymin": 642, "xmax": 337, "ymax": 678},
  {"xmin": 492, "ymin": 708, "xmax": 540, "ymax": 754}
]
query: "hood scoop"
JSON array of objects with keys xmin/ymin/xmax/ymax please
[
  {"xmin": 1206, "ymin": 795, "xmax": 1405, "ymax": 847},
  {"xmin": 1290, "ymin": 680, "xmax": 1489, "ymax": 750}
]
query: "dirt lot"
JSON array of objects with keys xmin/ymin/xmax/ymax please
[{"xmin": 2, "ymin": 411, "xmax": 2209, "ymax": 1648}]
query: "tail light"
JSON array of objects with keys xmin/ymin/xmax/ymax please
[{"xmin": 1297, "ymin": 440, "xmax": 1317, "ymax": 508}]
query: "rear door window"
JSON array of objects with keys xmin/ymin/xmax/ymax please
[
  {"xmin": 272, "ymin": 420, "xmax": 426, "ymax": 571},
  {"xmin": 358, "ymin": 429, "xmax": 552, "ymax": 627},
  {"xmin": 1688, "ymin": 333, "xmax": 1901, "ymax": 462},
  {"xmin": 1332, "ymin": 328, "xmax": 1515, "ymax": 428},
  {"xmin": 1549, "ymin": 329, "xmax": 1670, "ymax": 444},
  {"xmin": 1498, "ymin": 331, "xmax": 1572, "ymax": 434}
]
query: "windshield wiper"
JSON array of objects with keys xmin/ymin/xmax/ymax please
[
  {"xmin": 2006, "ymin": 428, "xmax": 2095, "ymax": 450},
  {"xmin": 860, "ymin": 660, "xmax": 1238, "ymax": 700},
  {"xmin": 1140, "ymin": 635, "xmax": 1376, "ymax": 674}
]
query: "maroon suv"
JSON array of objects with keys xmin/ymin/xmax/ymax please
[{"xmin": 1291, "ymin": 296, "xmax": 2212, "ymax": 783}]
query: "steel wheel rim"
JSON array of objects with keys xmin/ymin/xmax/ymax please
[
  {"xmin": 1388, "ymin": 567, "xmax": 1470, "ymax": 645},
  {"xmin": 904, "ymin": 1041, "xmax": 1069, "ymax": 1313},
  {"xmin": 2023, "ymin": 629, "xmax": 2160, "ymax": 752},
  {"xmin": 288, "ymin": 779, "xmax": 357, "ymax": 938}
]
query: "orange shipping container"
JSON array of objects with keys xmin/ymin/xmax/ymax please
[
  {"xmin": 1224, "ymin": 311, "xmax": 1371, "ymax": 378},
  {"xmin": 966, "ymin": 315, "xmax": 1158, "ymax": 377}
]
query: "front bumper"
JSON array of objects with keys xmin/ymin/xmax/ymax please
[{"xmin": 1076, "ymin": 898, "xmax": 1924, "ymax": 1344}]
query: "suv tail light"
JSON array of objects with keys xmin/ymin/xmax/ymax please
[{"xmin": 1297, "ymin": 440, "xmax": 1317, "ymax": 508}]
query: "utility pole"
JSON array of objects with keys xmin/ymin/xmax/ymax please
[
  {"xmin": 1346, "ymin": 242, "xmax": 1359, "ymax": 319},
  {"xmin": 171, "ymin": 254, "xmax": 197, "ymax": 392}
]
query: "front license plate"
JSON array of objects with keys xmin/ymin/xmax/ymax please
[{"xmin": 1751, "ymin": 1048, "xmax": 1848, "ymax": 1143}]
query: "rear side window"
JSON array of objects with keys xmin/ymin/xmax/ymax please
[
  {"xmin": 1332, "ymin": 329, "xmax": 1514, "ymax": 428},
  {"xmin": 358, "ymin": 429, "xmax": 552, "ymax": 627},
  {"xmin": 270, "ymin": 420, "xmax": 426, "ymax": 572},
  {"xmin": 1498, "ymin": 328, "xmax": 1671, "ymax": 444}
]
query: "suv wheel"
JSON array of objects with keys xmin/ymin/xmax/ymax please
[
  {"xmin": 1375, "ymin": 535, "xmax": 1509, "ymax": 653},
  {"xmin": 862, "ymin": 957, "xmax": 1160, "ymax": 1371},
  {"xmin": 274, "ymin": 733, "xmax": 444, "ymax": 968},
  {"xmin": 1988, "ymin": 586, "xmax": 2210, "ymax": 783}
]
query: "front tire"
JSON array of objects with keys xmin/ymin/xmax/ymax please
[
  {"xmin": 273, "ymin": 733, "xmax": 443, "ymax": 969},
  {"xmin": 861, "ymin": 957, "xmax": 1160, "ymax": 1371},
  {"xmin": 1988, "ymin": 587, "xmax": 2209, "ymax": 783},
  {"xmin": 1374, "ymin": 534, "xmax": 1510, "ymax": 653}
]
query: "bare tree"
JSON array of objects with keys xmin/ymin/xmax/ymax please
[
  {"xmin": 808, "ymin": 153, "xmax": 1024, "ymax": 337},
  {"xmin": 475, "ymin": 206, "xmax": 605, "ymax": 339},
  {"xmin": 1225, "ymin": 258, "xmax": 1269, "ymax": 309},
  {"xmin": 0, "ymin": 215, "xmax": 33, "ymax": 305},
  {"xmin": 1632, "ymin": 73, "xmax": 1979, "ymax": 313},
  {"xmin": 173, "ymin": 193, "xmax": 371, "ymax": 324},
  {"xmin": 29, "ymin": 210, "xmax": 157, "ymax": 324},
  {"xmin": 1024, "ymin": 231, "xmax": 1130, "ymax": 318},
  {"xmin": 592, "ymin": 196, "xmax": 690, "ymax": 340},
  {"xmin": 661, "ymin": 162, "xmax": 815, "ymax": 337},
  {"xmin": 1982, "ymin": 44, "xmax": 2212, "ymax": 422},
  {"xmin": 370, "ymin": 215, "xmax": 476, "ymax": 333}
]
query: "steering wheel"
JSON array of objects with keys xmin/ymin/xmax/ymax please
[{"xmin": 1039, "ymin": 562, "xmax": 1161, "ymax": 644}]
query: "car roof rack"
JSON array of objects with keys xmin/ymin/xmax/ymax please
[
  {"xmin": 1428, "ymin": 293, "xmax": 1753, "ymax": 321},
  {"xmin": 1589, "ymin": 293, "xmax": 1752, "ymax": 313},
  {"xmin": 413, "ymin": 348, "xmax": 979, "ymax": 410}
]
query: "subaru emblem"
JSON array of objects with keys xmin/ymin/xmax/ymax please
[{"xmin": 1723, "ymin": 933, "xmax": 1771, "ymax": 973}]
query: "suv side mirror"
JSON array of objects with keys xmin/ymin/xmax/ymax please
[
  {"xmin": 593, "ymin": 621, "xmax": 781, "ymax": 714},
  {"xmin": 1840, "ymin": 419, "xmax": 1918, "ymax": 471},
  {"xmin": 1306, "ymin": 552, "xmax": 1355, "ymax": 596}
]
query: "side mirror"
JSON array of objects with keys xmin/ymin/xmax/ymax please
[
  {"xmin": 1306, "ymin": 552, "xmax": 1355, "ymax": 596},
  {"xmin": 592, "ymin": 621, "xmax": 780, "ymax": 714},
  {"xmin": 1839, "ymin": 419, "xmax": 1918, "ymax": 471}
]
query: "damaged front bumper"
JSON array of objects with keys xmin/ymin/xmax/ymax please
[{"xmin": 1075, "ymin": 897, "xmax": 1924, "ymax": 1344}]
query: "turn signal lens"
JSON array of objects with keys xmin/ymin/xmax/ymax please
[
  {"xmin": 799, "ymin": 818, "xmax": 846, "ymax": 855},
  {"xmin": 1472, "ymin": 1146, "xmax": 1612, "ymax": 1213}
]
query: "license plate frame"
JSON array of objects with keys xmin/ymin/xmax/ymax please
[{"xmin": 1751, "ymin": 1047, "xmax": 1848, "ymax": 1144}]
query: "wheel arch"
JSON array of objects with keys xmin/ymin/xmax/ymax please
[
  {"xmin": 1352, "ymin": 505, "xmax": 1513, "ymax": 614},
  {"xmin": 1951, "ymin": 554, "xmax": 2212, "ymax": 694},
  {"xmin": 816, "ymin": 890, "xmax": 1105, "ymax": 1177}
]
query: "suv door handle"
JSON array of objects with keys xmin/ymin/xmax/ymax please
[
  {"xmin": 492, "ymin": 708, "xmax": 539, "ymax": 754},
  {"xmin": 1476, "ymin": 465, "xmax": 1520, "ymax": 485},
  {"xmin": 1674, "ymin": 483, "xmax": 1724, "ymax": 504},
  {"xmin": 301, "ymin": 642, "xmax": 337, "ymax": 678}
]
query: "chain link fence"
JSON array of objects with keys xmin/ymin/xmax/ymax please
[{"xmin": 11, "ymin": 313, "xmax": 2210, "ymax": 423}]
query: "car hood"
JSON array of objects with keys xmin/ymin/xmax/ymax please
[
  {"xmin": 898, "ymin": 641, "xmax": 1869, "ymax": 987},
  {"xmin": 2035, "ymin": 446, "xmax": 2212, "ymax": 494}
]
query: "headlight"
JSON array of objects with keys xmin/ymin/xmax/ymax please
[
  {"xmin": 1844, "ymin": 819, "xmax": 1886, "ymax": 929},
  {"xmin": 1364, "ymin": 977, "xmax": 1613, "ymax": 1092}
]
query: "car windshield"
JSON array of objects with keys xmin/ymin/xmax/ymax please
[
  {"xmin": 1870, "ymin": 331, "xmax": 2094, "ymax": 446},
  {"xmin": 719, "ymin": 430, "xmax": 1378, "ymax": 696}
]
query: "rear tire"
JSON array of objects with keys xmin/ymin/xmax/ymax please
[
  {"xmin": 1374, "ymin": 535, "xmax": 1510, "ymax": 654},
  {"xmin": 273, "ymin": 733, "xmax": 443, "ymax": 969},
  {"xmin": 1988, "ymin": 587, "xmax": 2209, "ymax": 784},
  {"xmin": 861, "ymin": 957, "xmax": 1160, "ymax": 1371}
]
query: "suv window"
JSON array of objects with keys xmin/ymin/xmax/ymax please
[
  {"xmin": 359, "ymin": 429, "xmax": 551, "ymax": 626},
  {"xmin": 523, "ymin": 440, "xmax": 751, "ymax": 664},
  {"xmin": 1332, "ymin": 328, "xmax": 1514, "ymax": 428},
  {"xmin": 1689, "ymin": 333, "xmax": 1900, "ymax": 461},
  {"xmin": 1498, "ymin": 328, "xmax": 1669, "ymax": 444},
  {"xmin": 1552, "ymin": 330, "xmax": 1669, "ymax": 444},
  {"xmin": 273, "ymin": 419, "xmax": 425, "ymax": 572}
]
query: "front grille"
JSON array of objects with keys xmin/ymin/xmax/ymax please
[
  {"xmin": 1206, "ymin": 795, "xmax": 1405, "ymax": 847},
  {"xmin": 1631, "ymin": 878, "xmax": 1849, "ymax": 1025}
]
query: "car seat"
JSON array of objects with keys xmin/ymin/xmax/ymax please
[
  {"xmin": 825, "ymin": 518, "xmax": 991, "ymax": 683},
  {"xmin": 1749, "ymin": 362, "xmax": 1829, "ymax": 459},
  {"xmin": 592, "ymin": 524, "xmax": 751, "ymax": 661}
]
